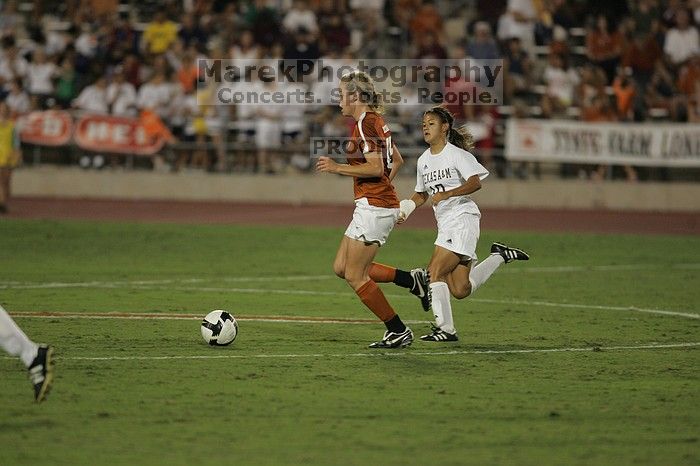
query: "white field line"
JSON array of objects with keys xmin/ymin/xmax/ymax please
[
  {"xmin": 1, "ymin": 263, "xmax": 698, "ymax": 290},
  {"xmin": 13, "ymin": 312, "xmax": 385, "ymax": 325},
  {"xmin": 2, "ymin": 266, "xmax": 699, "ymax": 320},
  {"xmin": 0, "ymin": 275, "xmax": 334, "ymax": 290},
  {"xmin": 469, "ymin": 298, "xmax": 700, "ymax": 320},
  {"xmin": 109, "ymin": 285, "xmax": 700, "ymax": 321},
  {"xmin": 2, "ymin": 342, "xmax": 697, "ymax": 362},
  {"xmin": 6, "ymin": 284, "xmax": 700, "ymax": 321},
  {"xmin": 498, "ymin": 263, "xmax": 700, "ymax": 273}
]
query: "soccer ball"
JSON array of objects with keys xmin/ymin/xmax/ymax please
[{"xmin": 201, "ymin": 310, "xmax": 238, "ymax": 346}]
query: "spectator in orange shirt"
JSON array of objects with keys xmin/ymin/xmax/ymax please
[
  {"xmin": 621, "ymin": 32, "xmax": 662, "ymax": 79},
  {"xmin": 677, "ymin": 53, "xmax": 700, "ymax": 97},
  {"xmin": 581, "ymin": 93, "xmax": 637, "ymax": 181},
  {"xmin": 140, "ymin": 108, "xmax": 176, "ymax": 145},
  {"xmin": 678, "ymin": 53, "xmax": 700, "ymax": 120},
  {"xmin": 612, "ymin": 67, "xmax": 635, "ymax": 121},
  {"xmin": 176, "ymin": 51, "xmax": 199, "ymax": 94},
  {"xmin": 622, "ymin": 32, "xmax": 662, "ymax": 120},
  {"xmin": 586, "ymin": 15, "xmax": 623, "ymax": 84},
  {"xmin": 581, "ymin": 93, "xmax": 615, "ymax": 122},
  {"xmin": 549, "ymin": 25, "xmax": 570, "ymax": 59},
  {"xmin": 140, "ymin": 107, "xmax": 176, "ymax": 171},
  {"xmin": 415, "ymin": 31, "xmax": 447, "ymax": 59},
  {"xmin": 409, "ymin": 0, "xmax": 443, "ymax": 45}
]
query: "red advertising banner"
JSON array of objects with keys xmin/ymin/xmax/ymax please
[
  {"xmin": 18, "ymin": 111, "xmax": 166, "ymax": 156},
  {"xmin": 74, "ymin": 114, "xmax": 165, "ymax": 156},
  {"xmin": 18, "ymin": 111, "xmax": 73, "ymax": 146}
]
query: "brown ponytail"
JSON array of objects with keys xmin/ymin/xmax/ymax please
[{"xmin": 424, "ymin": 106, "xmax": 475, "ymax": 151}]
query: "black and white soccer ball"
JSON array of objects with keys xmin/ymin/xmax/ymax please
[{"xmin": 201, "ymin": 310, "xmax": 238, "ymax": 346}]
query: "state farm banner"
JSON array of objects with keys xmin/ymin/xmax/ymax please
[
  {"xmin": 505, "ymin": 119, "xmax": 700, "ymax": 167},
  {"xmin": 74, "ymin": 114, "xmax": 164, "ymax": 156},
  {"xmin": 17, "ymin": 111, "xmax": 165, "ymax": 156},
  {"xmin": 17, "ymin": 111, "xmax": 73, "ymax": 146}
]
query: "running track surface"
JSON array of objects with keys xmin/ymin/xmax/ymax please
[{"xmin": 4, "ymin": 197, "xmax": 699, "ymax": 235}]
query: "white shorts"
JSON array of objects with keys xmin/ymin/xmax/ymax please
[
  {"xmin": 434, "ymin": 212, "xmax": 480, "ymax": 261},
  {"xmin": 255, "ymin": 120, "xmax": 281, "ymax": 149},
  {"xmin": 344, "ymin": 198, "xmax": 400, "ymax": 247}
]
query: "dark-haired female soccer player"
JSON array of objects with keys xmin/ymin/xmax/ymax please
[{"xmin": 397, "ymin": 106, "xmax": 529, "ymax": 341}]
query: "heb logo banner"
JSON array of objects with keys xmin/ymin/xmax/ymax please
[
  {"xmin": 18, "ymin": 111, "xmax": 73, "ymax": 146},
  {"xmin": 74, "ymin": 114, "xmax": 165, "ymax": 156},
  {"xmin": 17, "ymin": 111, "xmax": 166, "ymax": 156}
]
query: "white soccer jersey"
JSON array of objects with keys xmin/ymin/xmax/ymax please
[{"xmin": 415, "ymin": 142, "xmax": 489, "ymax": 221}]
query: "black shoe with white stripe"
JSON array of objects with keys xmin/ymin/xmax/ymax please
[
  {"xmin": 28, "ymin": 345, "xmax": 55, "ymax": 403},
  {"xmin": 491, "ymin": 242, "xmax": 530, "ymax": 263},
  {"xmin": 420, "ymin": 325, "xmax": 458, "ymax": 342},
  {"xmin": 368, "ymin": 328, "xmax": 414, "ymax": 348},
  {"xmin": 409, "ymin": 268, "xmax": 431, "ymax": 312}
]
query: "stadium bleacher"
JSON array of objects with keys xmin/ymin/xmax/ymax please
[{"xmin": 0, "ymin": 0, "xmax": 698, "ymax": 181}]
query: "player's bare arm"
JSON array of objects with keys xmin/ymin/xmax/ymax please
[
  {"xmin": 316, "ymin": 151, "xmax": 384, "ymax": 178},
  {"xmin": 388, "ymin": 143, "xmax": 403, "ymax": 181},
  {"xmin": 410, "ymin": 191, "xmax": 429, "ymax": 207},
  {"xmin": 431, "ymin": 175, "xmax": 482, "ymax": 204}
]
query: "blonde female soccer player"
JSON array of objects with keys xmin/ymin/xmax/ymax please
[
  {"xmin": 315, "ymin": 71, "xmax": 414, "ymax": 348},
  {"xmin": 397, "ymin": 106, "xmax": 529, "ymax": 341}
]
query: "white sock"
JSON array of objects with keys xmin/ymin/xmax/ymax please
[
  {"xmin": 429, "ymin": 282, "xmax": 456, "ymax": 334},
  {"xmin": 0, "ymin": 306, "xmax": 38, "ymax": 367},
  {"xmin": 468, "ymin": 254, "xmax": 505, "ymax": 294}
]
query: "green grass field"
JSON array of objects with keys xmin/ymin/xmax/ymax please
[{"xmin": 1, "ymin": 219, "xmax": 698, "ymax": 466}]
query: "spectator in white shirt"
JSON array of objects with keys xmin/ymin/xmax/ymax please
[
  {"xmin": 497, "ymin": 0, "xmax": 537, "ymax": 54},
  {"xmin": 0, "ymin": 36, "xmax": 28, "ymax": 83},
  {"xmin": 255, "ymin": 77, "xmax": 284, "ymax": 174},
  {"xmin": 75, "ymin": 24, "xmax": 98, "ymax": 59},
  {"xmin": 664, "ymin": 9, "xmax": 700, "ymax": 66},
  {"xmin": 44, "ymin": 29, "xmax": 69, "ymax": 58},
  {"xmin": 281, "ymin": 79, "xmax": 307, "ymax": 143},
  {"xmin": 137, "ymin": 72, "xmax": 174, "ymax": 120},
  {"xmin": 72, "ymin": 76, "xmax": 109, "ymax": 114},
  {"xmin": 5, "ymin": 78, "xmax": 30, "ymax": 116},
  {"xmin": 542, "ymin": 53, "xmax": 580, "ymax": 117},
  {"xmin": 230, "ymin": 30, "xmax": 260, "ymax": 72},
  {"xmin": 26, "ymin": 49, "xmax": 57, "ymax": 108},
  {"xmin": 282, "ymin": 0, "xmax": 319, "ymax": 36},
  {"xmin": 232, "ymin": 69, "xmax": 264, "ymax": 142},
  {"xmin": 106, "ymin": 69, "xmax": 137, "ymax": 117}
]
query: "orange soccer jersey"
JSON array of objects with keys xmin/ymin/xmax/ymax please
[{"xmin": 348, "ymin": 112, "xmax": 400, "ymax": 209}]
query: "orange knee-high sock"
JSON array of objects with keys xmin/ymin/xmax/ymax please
[
  {"xmin": 368, "ymin": 263, "xmax": 396, "ymax": 283},
  {"xmin": 356, "ymin": 280, "xmax": 396, "ymax": 322}
]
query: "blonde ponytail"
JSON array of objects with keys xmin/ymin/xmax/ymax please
[{"xmin": 340, "ymin": 71, "xmax": 384, "ymax": 113}]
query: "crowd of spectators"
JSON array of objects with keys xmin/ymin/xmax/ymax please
[{"xmin": 0, "ymin": 0, "xmax": 698, "ymax": 179}]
